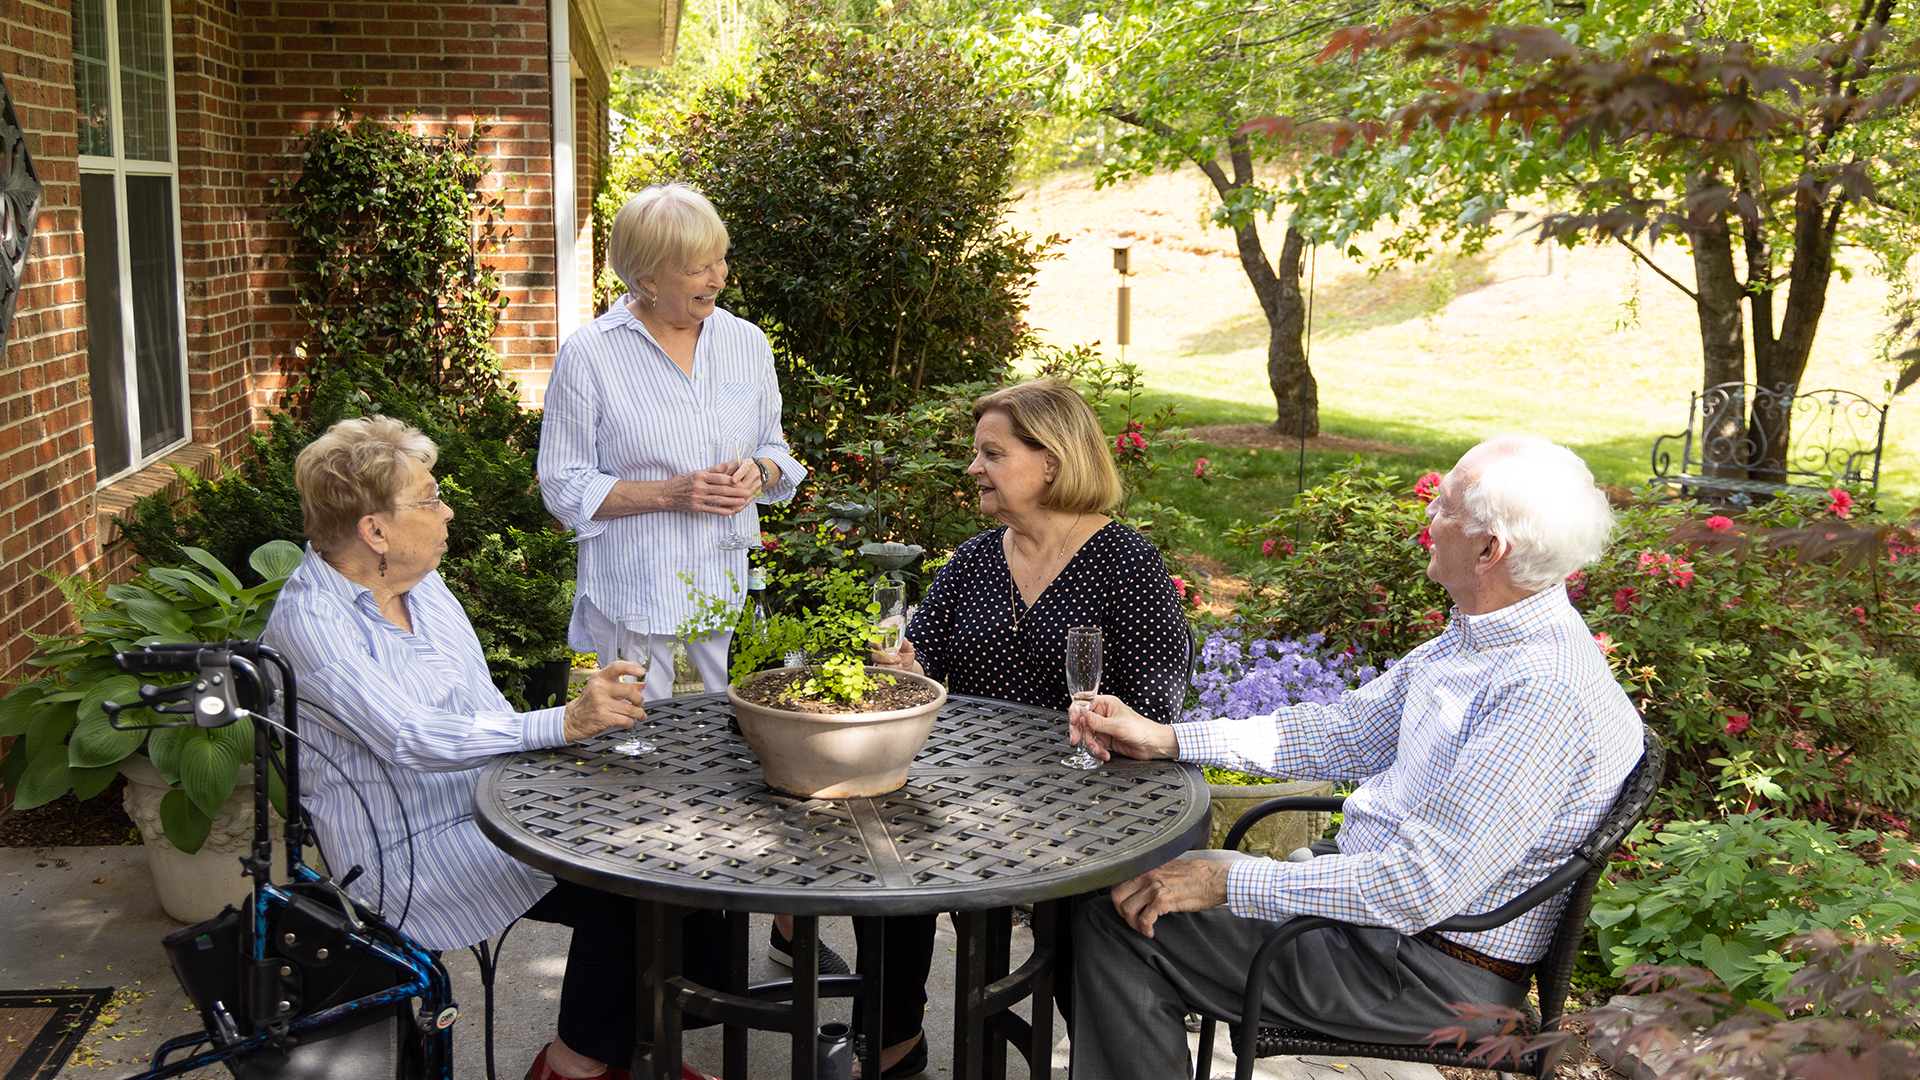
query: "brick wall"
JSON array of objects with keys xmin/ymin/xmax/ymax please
[
  {"xmin": 239, "ymin": 0, "xmax": 564, "ymax": 413},
  {"xmin": 0, "ymin": 0, "xmax": 94, "ymax": 682}
]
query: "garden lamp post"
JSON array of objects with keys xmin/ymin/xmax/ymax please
[{"xmin": 1113, "ymin": 242, "xmax": 1132, "ymax": 361}]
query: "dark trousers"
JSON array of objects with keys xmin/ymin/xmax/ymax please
[
  {"xmin": 851, "ymin": 893, "xmax": 1088, "ymax": 1049},
  {"xmin": 523, "ymin": 880, "xmax": 729, "ymax": 1068}
]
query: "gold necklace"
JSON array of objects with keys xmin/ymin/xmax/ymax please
[{"xmin": 1009, "ymin": 514, "xmax": 1086, "ymax": 632}]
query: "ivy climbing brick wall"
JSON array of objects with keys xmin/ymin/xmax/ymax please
[{"xmin": 238, "ymin": 0, "xmax": 578, "ymax": 412}]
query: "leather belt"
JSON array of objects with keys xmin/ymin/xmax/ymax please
[{"xmin": 1414, "ymin": 929, "xmax": 1535, "ymax": 983}]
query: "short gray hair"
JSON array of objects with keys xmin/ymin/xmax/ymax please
[
  {"xmin": 1454, "ymin": 434, "xmax": 1614, "ymax": 592},
  {"xmin": 294, "ymin": 417, "xmax": 438, "ymax": 551},
  {"xmin": 607, "ymin": 183, "xmax": 730, "ymax": 301}
]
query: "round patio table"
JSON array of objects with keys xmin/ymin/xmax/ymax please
[{"xmin": 473, "ymin": 691, "xmax": 1209, "ymax": 1080}]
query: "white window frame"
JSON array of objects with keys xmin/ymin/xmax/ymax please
[{"xmin": 77, "ymin": 0, "xmax": 189, "ymax": 487}]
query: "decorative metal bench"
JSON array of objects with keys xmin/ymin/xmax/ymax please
[{"xmin": 1650, "ymin": 382, "xmax": 1887, "ymax": 506}]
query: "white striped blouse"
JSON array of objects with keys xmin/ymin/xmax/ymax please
[
  {"xmin": 538, "ymin": 300, "xmax": 806, "ymax": 649},
  {"xmin": 263, "ymin": 544, "xmax": 566, "ymax": 951}
]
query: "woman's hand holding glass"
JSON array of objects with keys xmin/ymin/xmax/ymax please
[{"xmin": 563, "ymin": 663, "xmax": 647, "ymax": 742}]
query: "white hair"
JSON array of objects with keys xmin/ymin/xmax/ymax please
[
  {"xmin": 607, "ymin": 182, "xmax": 730, "ymax": 299},
  {"xmin": 1455, "ymin": 434, "xmax": 1615, "ymax": 592}
]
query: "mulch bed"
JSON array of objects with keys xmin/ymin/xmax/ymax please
[
  {"xmin": 735, "ymin": 669, "xmax": 940, "ymax": 714},
  {"xmin": 0, "ymin": 775, "xmax": 141, "ymax": 848}
]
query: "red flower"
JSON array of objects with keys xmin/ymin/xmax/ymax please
[
  {"xmin": 1613, "ymin": 586, "xmax": 1639, "ymax": 613},
  {"xmin": 1723, "ymin": 713, "xmax": 1750, "ymax": 736},
  {"xmin": 1261, "ymin": 537, "xmax": 1292, "ymax": 558},
  {"xmin": 1194, "ymin": 458, "xmax": 1210, "ymax": 478},
  {"xmin": 1114, "ymin": 429, "xmax": 1148, "ymax": 458},
  {"xmin": 1851, "ymin": 605, "xmax": 1868, "ymax": 625},
  {"xmin": 1704, "ymin": 516, "xmax": 1734, "ymax": 532},
  {"xmin": 1413, "ymin": 472, "xmax": 1443, "ymax": 503},
  {"xmin": 1420, "ymin": 609, "xmax": 1444, "ymax": 628},
  {"xmin": 1415, "ymin": 526, "xmax": 1433, "ymax": 551},
  {"xmin": 1828, "ymin": 489, "xmax": 1853, "ymax": 518},
  {"xmin": 1565, "ymin": 570, "xmax": 1587, "ymax": 601},
  {"xmin": 1170, "ymin": 575, "xmax": 1187, "ymax": 597},
  {"xmin": 1593, "ymin": 632, "xmax": 1616, "ymax": 655},
  {"xmin": 760, "ymin": 536, "xmax": 781, "ymax": 553},
  {"xmin": 1637, "ymin": 550, "xmax": 1693, "ymax": 587}
]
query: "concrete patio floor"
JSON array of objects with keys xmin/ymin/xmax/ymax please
[{"xmin": 2, "ymin": 846, "xmax": 1442, "ymax": 1080}]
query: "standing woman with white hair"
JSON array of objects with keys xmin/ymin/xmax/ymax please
[{"xmin": 539, "ymin": 181, "xmax": 807, "ymax": 697}]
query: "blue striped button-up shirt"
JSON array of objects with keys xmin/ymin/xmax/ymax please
[
  {"xmin": 263, "ymin": 545, "xmax": 567, "ymax": 951},
  {"xmin": 1176, "ymin": 585, "xmax": 1641, "ymax": 963},
  {"xmin": 538, "ymin": 300, "xmax": 805, "ymax": 646}
]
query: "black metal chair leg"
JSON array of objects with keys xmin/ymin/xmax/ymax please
[
  {"xmin": 468, "ymin": 918, "xmax": 521, "ymax": 1080},
  {"xmin": 1193, "ymin": 1016, "xmax": 1216, "ymax": 1080}
]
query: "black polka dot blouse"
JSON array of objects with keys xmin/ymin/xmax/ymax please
[{"xmin": 906, "ymin": 521, "xmax": 1191, "ymax": 723}]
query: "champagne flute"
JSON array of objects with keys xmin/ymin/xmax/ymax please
[
  {"xmin": 1063, "ymin": 625, "xmax": 1102, "ymax": 770},
  {"xmin": 611, "ymin": 614, "xmax": 655, "ymax": 755},
  {"xmin": 711, "ymin": 437, "xmax": 753, "ymax": 551},
  {"xmin": 872, "ymin": 583, "xmax": 906, "ymax": 659}
]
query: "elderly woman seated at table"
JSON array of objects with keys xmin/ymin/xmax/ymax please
[
  {"xmin": 862, "ymin": 376, "xmax": 1192, "ymax": 1076},
  {"xmin": 263, "ymin": 416, "xmax": 726, "ymax": 1080}
]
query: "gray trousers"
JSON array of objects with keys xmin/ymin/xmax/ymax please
[{"xmin": 1068, "ymin": 871, "xmax": 1527, "ymax": 1080}]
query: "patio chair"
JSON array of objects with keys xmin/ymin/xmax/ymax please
[{"xmin": 1193, "ymin": 725, "xmax": 1663, "ymax": 1080}]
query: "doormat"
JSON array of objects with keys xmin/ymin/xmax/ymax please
[{"xmin": 0, "ymin": 988, "xmax": 113, "ymax": 1080}]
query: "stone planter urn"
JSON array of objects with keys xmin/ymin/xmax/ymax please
[
  {"xmin": 1206, "ymin": 779, "xmax": 1336, "ymax": 857},
  {"xmin": 120, "ymin": 755, "xmax": 285, "ymax": 923},
  {"xmin": 726, "ymin": 667, "xmax": 947, "ymax": 798}
]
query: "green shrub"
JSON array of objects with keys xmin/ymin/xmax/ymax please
[
  {"xmin": 118, "ymin": 369, "xmax": 575, "ymax": 686},
  {"xmin": 671, "ymin": 18, "xmax": 1051, "ymax": 449},
  {"xmin": 1592, "ymin": 815, "xmax": 1920, "ymax": 1002},
  {"xmin": 1221, "ymin": 463, "xmax": 1450, "ymax": 659},
  {"xmin": 1578, "ymin": 499, "xmax": 1920, "ymax": 817},
  {"xmin": 0, "ymin": 541, "xmax": 303, "ymax": 852}
]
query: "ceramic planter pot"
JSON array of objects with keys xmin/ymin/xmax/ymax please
[
  {"xmin": 1206, "ymin": 779, "xmax": 1336, "ymax": 857},
  {"xmin": 120, "ymin": 755, "xmax": 286, "ymax": 923},
  {"xmin": 726, "ymin": 667, "xmax": 946, "ymax": 798}
]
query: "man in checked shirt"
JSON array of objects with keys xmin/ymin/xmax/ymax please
[{"xmin": 1066, "ymin": 434, "xmax": 1642, "ymax": 1079}]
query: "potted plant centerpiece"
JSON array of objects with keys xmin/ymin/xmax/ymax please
[
  {"xmin": 0, "ymin": 540, "xmax": 304, "ymax": 920},
  {"xmin": 682, "ymin": 566, "xmax": 944, "ymax": 798}
]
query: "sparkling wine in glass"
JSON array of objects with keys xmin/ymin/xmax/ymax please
[
  {"xmin": 611, "ymin": 614, "xmax": 655, "ymax": 755},
  {"xmin": 1063, "ymin": 625, "xmax": 1102, "ymax": 770},
  {"xmin": 872, "ymin": 583, "xmax": 906, "ymax": 658},
  {"xmin": 711, "ymin": 437, "xmax": 753, "ymax": 551}
]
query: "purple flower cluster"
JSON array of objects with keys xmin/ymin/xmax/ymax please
[{"xmin": 1181, "ymin": 628, "xmax": 1380, "ymax": 722}]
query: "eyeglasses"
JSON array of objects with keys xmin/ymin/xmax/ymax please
[{"xmin": 396, "ymin": 482, "xmax": 443, "ymax": 512}]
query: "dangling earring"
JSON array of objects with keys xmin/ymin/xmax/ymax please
[{"xmin": 378, "ymin": 553, "xmax": 387, "ymax": 578}]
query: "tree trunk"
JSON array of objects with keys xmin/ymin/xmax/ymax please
[
  {"xmin": 1263, "ymin": 228, "xmax": 1315, "ymax": 437},
  {"xmin": 1690, "ymin": 208, "xmax": 1747, "ymax": 480},
  {"xmin": 1160, "ymin": 112, "xmax": 1319, "ymax": 438},
  {"xmin": 1756, "ymin": 191, "xmax": 1839, "ymax": 482}
]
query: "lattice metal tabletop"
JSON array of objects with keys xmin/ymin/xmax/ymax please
[{"xmin": 474, "ymin": 693, "xmax": 1210, "ymax": 916}]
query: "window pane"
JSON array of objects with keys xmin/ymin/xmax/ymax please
[
  {"xmin": 82, "ymin": 173, "xmax": 129, "ymax": 476},
  {"xmin": 73, "ymin": 0, "xmax": 113, "ymax": 157},
  {"xmin": 117, "ymin": 0, "xmax": 171, "ymax": 162},
  {"xmin": 126, "ymin": 174, "xmax": 183, "ymax": 457}
]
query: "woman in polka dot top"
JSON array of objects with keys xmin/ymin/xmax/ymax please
[{"xmin": 853, "ymin": 377, "xmax": 1190, "ymax": 1076}]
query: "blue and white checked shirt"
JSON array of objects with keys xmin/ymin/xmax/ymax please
[
  {"xmin": 1176, "ymin": 586, "xmax": 1641, "ymax": 963},
  {"xmin": 263, "ymin": 545, "xmax": 567, "ymax": 951},
  {"xmin": 538, "ymin": 300, "xmax": 805, "ymax": 648}
]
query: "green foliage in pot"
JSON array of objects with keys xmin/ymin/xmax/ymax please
[
  {"xmin": 0, "ymin": 540, "xmax": 304, "ymax": 853},
  {"xmin": 678, "ymin": 565, "xmax": 895, "ymax": 702}
]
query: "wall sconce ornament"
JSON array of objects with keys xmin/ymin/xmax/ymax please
[{"xmin": 0, "ymin": 73, "xmax": 44, "ymax": 355}]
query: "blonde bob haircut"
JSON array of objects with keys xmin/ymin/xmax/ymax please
[
  {"xmin": 295, "ymin": 417, "xmax": 439, "ymax": 552},
  {"xmin": 972, "ymin": 378, "xmax": 1122, "ymax": 514},
  {"xmin": 607, "ymin": 183, "xmax": 730, "ymax": 301}
]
